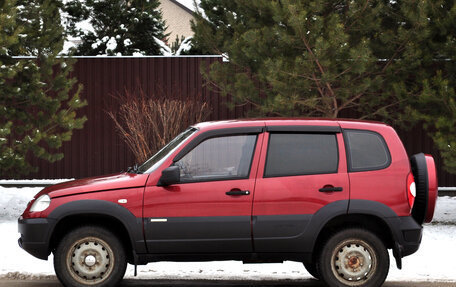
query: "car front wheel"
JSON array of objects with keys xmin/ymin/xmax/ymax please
[
  {"xmin": 54, "ymin": 226, "xmax": 127, "ymax": 287},
  {"xmin": 317, "ymin": 228, "xmax": 389, "ymax": 287}
]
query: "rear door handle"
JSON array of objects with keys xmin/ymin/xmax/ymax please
[
  {"xmin": 226, "ymin": 190, "xmax": 250, "ymax": 196},
  {"xmin": 319, "ymin": 187, "xmax": 343, "ymax": 192}
]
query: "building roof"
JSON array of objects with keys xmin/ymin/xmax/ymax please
[{"xmin": 170, "ymin": 0, "xmax": 198, "ymax": 14}]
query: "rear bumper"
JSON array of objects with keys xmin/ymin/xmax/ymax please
[
  {"xmin": 18, "ymin": 217, "xmax": 56, "ymax": 260},
  {"xmin": 387, "ymin": 216, "xmax": 422, "ymax": 257}
]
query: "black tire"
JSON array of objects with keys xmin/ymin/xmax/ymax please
[
  {"xmin": 410, "ymin": 153, "xmax": 429, "ymax": 225},
  {"xmin": 317, "ymin": 228, "xmax": 389, "ymax": 287},
  {"xmin": 303, "ymin": 262, "xmax": 320, "ymax": 280},
  {"xmin": 54, "ymin": 226, "xmax": 127, "ymax": 287}
]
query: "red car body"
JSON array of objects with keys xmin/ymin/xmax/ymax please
[{"xmin": 18, "ymin": 118, "xmax": 438, "ymax": 287}]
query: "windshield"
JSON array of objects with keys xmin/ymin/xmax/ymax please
[{"xmin": 137, "ymin": 127, "xmax": 197, "ymax": 173}]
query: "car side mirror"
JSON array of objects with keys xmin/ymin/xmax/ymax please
[{"xmin": 157, "ymin": 166, "xmax": 180, "ymax": 186}]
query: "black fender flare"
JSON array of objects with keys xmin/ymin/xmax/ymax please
[
  {"xmin": 348, "ymin": 199, "xmax": 401, "ymax": 242},
  {"xmin": 303, "ymin": 200, "xmax": 401, "ymax": 254},
  {"xmin": 349, "ymin": 199, "xmax": 398, "ymax": 217},
  {"xmin": 348, "ymin": 199, "xmax": 419, "ymax": 269},
  {"xmin": 301, "ymin": 200, "xmax": 349, "ymax": 253},
  {"xmin": 48, "ymin": 200, "xmax": 146, "ymax": 253}
]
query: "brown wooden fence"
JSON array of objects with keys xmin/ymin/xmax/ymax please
[{"xmin": 20, "ymin": 56, "xmax": 455, "ymax": 186}]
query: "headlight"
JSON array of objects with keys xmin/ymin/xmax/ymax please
[{"xmin": 30, "ymin": 194, "xmax": 51, "ymax": 212}]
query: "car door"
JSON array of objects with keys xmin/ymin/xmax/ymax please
[
  {"xmin": 143, "ymin": 128, "xmax": 264, "ymax": 254},
  {"xmin": 252, "ymin": 125, "xmax": 350, "ymax": 252}
]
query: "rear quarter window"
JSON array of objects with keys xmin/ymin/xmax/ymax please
[{"xmin": 344, "ymin": 129, "xmax": 391, "ymax": 172}]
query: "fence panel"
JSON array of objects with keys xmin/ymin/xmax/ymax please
[{"xmin": 17, "ymin": 57, "xmax": 455, "ymax": 186}]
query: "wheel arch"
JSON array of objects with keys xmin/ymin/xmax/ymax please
[
  {"xmin": 306, "ymin": 200, "xmax": 398, "ymax": 261},
  {"xmin": 47, "ymin": 200, "xmax": 146, "ymax": 259},
  {"xmin": 312, "ymin": 214, "xmax": 395, "ymax": 259}
]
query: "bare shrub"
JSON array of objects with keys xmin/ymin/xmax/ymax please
[{"xmin": 107, "ymin": 88, "xmax": 211, "ymax": 163}]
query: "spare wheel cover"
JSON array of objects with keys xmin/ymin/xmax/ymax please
[
  {"xmin": 410, "ymin": 153, "xmax": 428, "ymax": 225},
  {"xmin": 424, "ymin": 155, "xmax": 438, "ymax": 223}
]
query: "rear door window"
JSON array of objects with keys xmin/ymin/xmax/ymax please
[
  {"xmin": 264, "ymin": 133, "xmax": 338, "ymax": 177},
  {"xmin": 344, "ymin": 129, "xmax": 391, "ymax": 172}
]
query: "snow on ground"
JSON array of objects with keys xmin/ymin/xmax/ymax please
[
  {"xmin": 388, "ymin": 225, "xmax": 456, "ymax": 281},
  {"xmin": 433, "ymin": 196, "xmax": 456, "ymax": 224},
  {"xmin": 0, "ymin": 187, "xmax": 41, "ymax": 222},
  {"xmin": 0, "ymin": 185, "xmax": 455, "ymax": 282}
]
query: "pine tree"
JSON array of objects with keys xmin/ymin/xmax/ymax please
[
  {"xmin": 192, "ymin": 0, "xmax": 423, "ymax": 119},
  {"xmin": 406, "ymin": 1, "xmax": 456, "ymax": 174},
  {"xmin": 0, "ymin": 0, "xmax": 23, "ymax": 175},
  {"xmin": 0, "ymin": 0, "xmax": 87, "ymax": 178},
  {"xmin": 192, "ymin": 0, "xmax": 456, "ymax": 173},
  {"xmin": 64, "ymin": 0, "xmax": 167, "ymax": 56}
]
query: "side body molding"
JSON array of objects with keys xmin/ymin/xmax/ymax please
[{"xmin": 48, "ymin": 200, "xmax": 146, "ymax": 253}]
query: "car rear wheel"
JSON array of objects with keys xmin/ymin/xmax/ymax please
[
  {"xmin": 317, "ymin": 228, "xmax": 389, "ymax": 287},
  {"xmin": 54, "ymin": 226, "xmax": 127, "ymax": 287}
]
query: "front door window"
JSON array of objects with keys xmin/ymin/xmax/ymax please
[{"xmin": 175, "ymin": 134, "xmax": 257, "ymax": 182}]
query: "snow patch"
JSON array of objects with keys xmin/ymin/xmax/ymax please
[
  {"xmin": 388, "ymin": 225, "xmax": 456, "ymax": 281},
  {"xmin": 153, "ymin": 37, "xmax": 172, "ymax": 56},
  {"xmin": 0, "ymin": 187, "xmax": 41, "ymax": 222},
  {"xmin": 431, "ymin": 196, "xmax": 456, "ymax": 224},
  {"xmin": 175, "ymin": 0, "xmax": 200, "ymax": 12},
  {"xmin": 106, "ymin": 37, "xmax": 117, "ymax": 52},
  {"xmin": 0, "ymin": 272, "xmax": 56, "ymax": 280},
  {"xmin": 75, "ymin": 18, "xmax": 95, "ymax": 36},
  {"xmin": 175, "ymin": 36, "xmax": 193, "ymax": 56},
  {"xmin": 124, "ymin": 38, "xmax": 132, "ymax": 47},
  {"xmin": 91, "ymin": 41, "xmax": 101, "ymax": 49}
]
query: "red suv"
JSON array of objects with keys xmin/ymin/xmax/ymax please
[{"xmin": 18, "ymin": 119, "xmax": 437, "ymax": 287}]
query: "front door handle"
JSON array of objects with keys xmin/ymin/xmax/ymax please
[
  {"xmin": 226, "ymin": 190, "xmax": 250, "ymax": 196},
  {"xmin": 319, "ymin": 186, "xmax": 343, "ymax": 192}
]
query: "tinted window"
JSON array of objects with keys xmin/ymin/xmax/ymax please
[
  {"xmin": 175, "ymin": 135, "xmax": 257, "ymax": 182},
  {"xmin": 264, "ymin": 133, "xmax": 338, "ymax": 177},
  {"xmin": 345, "ymin": 130, "xmax": 391, "ymax": 171}
]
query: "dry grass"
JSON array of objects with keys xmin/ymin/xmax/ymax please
[{"xmin": 107, "ymin": 88, "xmax": 210, "ymax": 163}]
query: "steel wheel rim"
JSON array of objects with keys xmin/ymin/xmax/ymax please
[
  {"xmin": 330, "ymin": 238, "xmax": 376, "ymax": 286},
  {"xmin": 66, "ymin": 236, "xmax": 115, "ymax": 285}
]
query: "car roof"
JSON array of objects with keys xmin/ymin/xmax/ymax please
[{"xmin": 193, "ymin": 118, "xmax": 389, "ymax": 131}]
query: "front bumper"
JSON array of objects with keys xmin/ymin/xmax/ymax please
[{"xmin": 18, "ymin": 217, "xmax": 56, "ymax": 260}]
